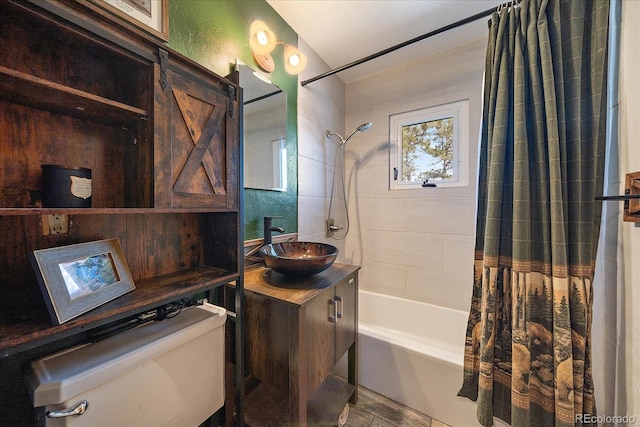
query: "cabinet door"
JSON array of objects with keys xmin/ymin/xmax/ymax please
[
  {"xmin": 335, "ymin": 274, "xmax": 357, "ymax": 360},
  {"xmin": 304, "ymin": 286, "xmax": 336, "ymax": 398},
  {"xmin": 154, "ymin": 63, "xmax": 239, "ymax": 209}
]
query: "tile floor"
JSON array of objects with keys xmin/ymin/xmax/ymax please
[{"xmin": 344, "ymin": 386, "xmax": 452, "ymax": 427}]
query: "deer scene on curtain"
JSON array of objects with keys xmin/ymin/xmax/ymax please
[{"xmin": 458, "ymin": 0, "xmax": 610, "ymax": 426}]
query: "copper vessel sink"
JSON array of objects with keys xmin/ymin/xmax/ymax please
[{"xmin": 259, "ymin": 242, "xmax": 338, "ymax": 277}]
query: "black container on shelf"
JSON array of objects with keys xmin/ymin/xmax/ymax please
[{"xmin": 41, "ymin": 165, "xmax": 92, "ymax": 208}]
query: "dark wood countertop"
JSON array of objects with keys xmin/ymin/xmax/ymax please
[{"xmin": 238, "ymin": 263, "xmax": 360, "ymax": 306}]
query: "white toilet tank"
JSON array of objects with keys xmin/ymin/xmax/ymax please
[{"xmin": 29, "ymin": 303, "xmax": 226, "ymax": 427}]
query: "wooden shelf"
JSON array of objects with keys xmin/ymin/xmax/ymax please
[
  {"xmin": 307, "ymin": 374, "xmax": 356, "ymax": 425},
  {"xmin": 0, "ymin": 266, "xmax": 239, "ymax": 358},
  {"xmin": 0, "ymin": 207, "xmax": 239, "ymax": 215},
  {"xmin": 244, "ymin": 381, "xmax": 290, "ymax": 426},
  {"xmin": 244, "ymin": 374, "xmax": 355, "ymax": 426},
  {"xmin": 0, "ymin": 66, "xmax": 147, "ymax": 126}
]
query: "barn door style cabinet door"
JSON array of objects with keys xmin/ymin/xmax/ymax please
[
  {"xmin": 0, "ymin": 0, "xmax": 241, "ymax": 424},
  {"xmin": 240, "ymin": 264, "xmax": 359, "ymax": 426},
  {"xmin": 154, "ymin": 52, "xmax": 239, "ymax": 210}
]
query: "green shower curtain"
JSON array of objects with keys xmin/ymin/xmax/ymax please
[{"xmin": 458, "ymin": 0, "xmax": 610, "ymax": 426}]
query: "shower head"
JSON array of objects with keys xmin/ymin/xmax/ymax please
[
  {"xmin": 326, "ymin": 122, "xmax": 372, "ymax": 145},
  {"xmin": 356, "ymin": 122, "xmax": 372, "ymax": 132}
]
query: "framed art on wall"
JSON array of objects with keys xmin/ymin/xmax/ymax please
[
  {"xmin": 87, "ymin": 0, "xmax": 169, "ymax": 41},
  {"xmin": 31, "ymin": 239, "xmax": 136, "ymax": 325}
]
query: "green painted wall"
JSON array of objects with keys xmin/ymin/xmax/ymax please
[{"xmin": 168, "ymin": 0, "xmax": 298, "ymax": 240}]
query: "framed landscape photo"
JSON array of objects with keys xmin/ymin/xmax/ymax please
[
  {"xmin": 88, "ymin": 0, "xmax": 169, "ymax": 41},
  {"xmin": 31, "ymin": 239, "xmax": 135, "ymax": 325}
]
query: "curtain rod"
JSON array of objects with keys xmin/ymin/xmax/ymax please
[{"xmin": 300, "ymin": 5, "xmax": 498, "ymax": 87}]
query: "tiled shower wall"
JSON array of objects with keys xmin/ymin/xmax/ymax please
[
  {"xmin": 343, "ymin": 39, "xmax": 486, "ymax": 312},
  {"xmin": 296, "ymin": 38, "xmax": 347, "ymax": 254}
]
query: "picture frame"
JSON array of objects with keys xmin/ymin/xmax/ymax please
[
  {"xmin": 87, "ymin": 0, "xmax": 169, "ymax": 42},
  {"xmin": 31, "ymin": 239, "xmax": 136, "ymax": 325}
]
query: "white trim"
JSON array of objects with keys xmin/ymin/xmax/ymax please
[{"xmin": 389, "ymin": 99, "xmax": 469, "ymax": 190}]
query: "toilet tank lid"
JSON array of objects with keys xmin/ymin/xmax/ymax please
[{"xmin": 29, "ymin": 303, "xmax": 226, "ymax": 407}]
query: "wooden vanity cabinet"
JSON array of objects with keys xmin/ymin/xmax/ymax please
[
  {"xmin": 240, "ymin": 263, "xmax": 359, "ymax": 426},
  {"xmin": 0, "ymin": 1, "xmax": 241, "ymax": 424},
  {"xmin": 305, "ymin": 274, "xmax": 357, "ymax": 396}
]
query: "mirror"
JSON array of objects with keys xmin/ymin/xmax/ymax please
[{"xmin": 237, "ymin": 61, "xmax": 288, "ymax": 191}]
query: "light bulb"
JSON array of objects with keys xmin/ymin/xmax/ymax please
[
  {"xmin": 257, "ymin": 31, "xmax": 268, "ymax": 46},
  {"xmin": 284, "ymin": 45, "xmax": 307, "ymax": 75},
  {"xmin": 288, "ymin": 54, "xmax": 300, "ymax": 67},
  {"xmin": 249, "ymin": 20, "xmax": 276, "ymax": 55}
]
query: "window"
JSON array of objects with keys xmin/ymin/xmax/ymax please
[{"xmin": 389, "ymin": 100, "xmax": 469, "ymax": 189}]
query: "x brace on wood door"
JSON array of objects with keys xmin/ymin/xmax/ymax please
[{"xmin": 172, "ymin": 88, "xmax": 226, "ymax": 195}]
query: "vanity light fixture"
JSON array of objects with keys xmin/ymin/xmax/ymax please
[
  {"xmin": 283, "ymin": 44, "xmax": 307, "ymax": 74},
  {"xmin": 249, "ymin": 19, "xmax": 307, "ymax": 75},
  {"xmin": 249, "ymin": 20, "xmax": 276, "ymax": 55}
]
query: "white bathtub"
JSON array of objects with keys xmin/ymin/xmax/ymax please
[{"xmin": 356, "ymin": 290, "xmax": 479, "ymax": 427}]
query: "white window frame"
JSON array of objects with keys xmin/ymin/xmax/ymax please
[{"xmin": 389, "ymin": 99, "xmax": 469, "ymax": 190}]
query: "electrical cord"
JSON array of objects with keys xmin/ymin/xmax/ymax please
[
  {"xmin": 162, "ymin": 299, "xmax": 187, "ymax": 319},
  {"xmin": 90, "ymin": 298, "xmax": 190, "ymax": 342}
]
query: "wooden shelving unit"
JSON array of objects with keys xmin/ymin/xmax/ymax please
[
  {"xmin": 0, "ymin": 66, "xmax": 147, "ymax": 125},
  {"xmin": 0, "ymin": 0, "xmax": 242, "ymax": 424}
]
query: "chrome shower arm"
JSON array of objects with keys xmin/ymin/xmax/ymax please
[
  {"xmin": 326, "ymin": 122, "xmax": 372, "ymax": 146},
  {"xmin": 326, "ymin": 130, "xmax": 346, "ymax": 144},
  {"xmin": 342, "ymin": 128, "xmax": 360, "ymax": 144}
]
